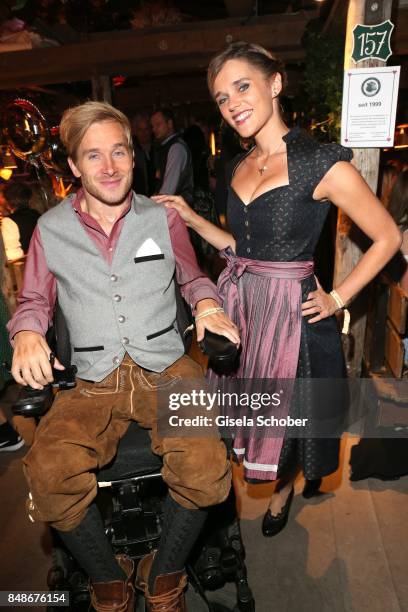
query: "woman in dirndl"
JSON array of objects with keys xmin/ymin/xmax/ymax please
[{"xmin": 153, "ymin": 41, "xmax": 401, "ymax": 536}]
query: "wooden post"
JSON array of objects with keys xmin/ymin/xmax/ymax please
[{"xmin": 334, "ymin": 0, "xmax": 394, "ymax": 377}]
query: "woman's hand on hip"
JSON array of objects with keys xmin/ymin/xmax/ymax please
[{"xmin": 301, "ymin": 277, "xmax": 339, "ymax": 323}]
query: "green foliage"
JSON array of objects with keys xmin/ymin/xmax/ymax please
[{"xmin": 297, "ymin": 31, "xmax": 345, "ymax": 142}]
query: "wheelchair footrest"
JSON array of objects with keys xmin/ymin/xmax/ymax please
[{"xmin": 107, "ymin": 480, "xmax": 165, "ymax": 561}]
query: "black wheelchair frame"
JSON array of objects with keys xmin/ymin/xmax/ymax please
[{"xmin": 13, "ymin": 305, "xmax": 254, "ymax": 612}]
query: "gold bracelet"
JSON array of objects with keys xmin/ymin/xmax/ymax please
[
  {"xmin": 195, "ymin": 307, "xmax": 224, "ymax": 322},
  {"xmin": 330, "ymin": 289, "xmax": 345, "ymax": 310}
]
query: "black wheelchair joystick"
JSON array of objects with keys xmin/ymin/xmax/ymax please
[{"xmin": 11, "ymin": 355, "xmax": 77, "ymax": 419}]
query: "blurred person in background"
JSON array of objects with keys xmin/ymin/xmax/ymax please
[
  {"xmin": 0, "ymin": 232, "xmax": 23, "ymax": 452},
  {"xmin": 0, "ymin": 184, "xmax": 12, "ymax": 221},
  {"xmin": 131, "ymin": 112, "xmax": 155, "ymax": 196},
  {"xmin": 1, "ymin": 182, "xmax": 40, "ymax": 262},
  {"xmin": 183, "ymin": 123, "xmax": 221, "ymax": 275},
  {"xmin": 151, "ymin": 108, "xmax": 194, "ymax": 204}
]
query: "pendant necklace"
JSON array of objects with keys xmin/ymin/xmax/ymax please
[{"xmin": 256, "ymin": 141, "xmax": 283, "ymax": 176}]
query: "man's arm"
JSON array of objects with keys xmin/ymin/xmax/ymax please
[
  {"xmin": 166, "ymin": 206, "xmax": 217, "ymax": 306},
  {"xmin": 8, "ymin": 226, "xmax": 56, "ymax": 339},
  {"xmin": 7, "ymin": 226, "xmax": 63, "ymax": 389},
  {"xmin": 159, "ymin": 142, "xmax": 188, "ymax": 195},
  {"xmin": 1, "ymin": 217, "xmax": 24, "ymax": 261},
  {"xmin": 166, "ymin": 207, "xmax": 239, "ymax": 344}
]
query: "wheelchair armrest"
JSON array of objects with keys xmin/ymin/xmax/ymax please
[
  {"xmin": 199, "ymin": 330, "xmax": 238, "ymax": 375},
  {"xmin": 11, "ymin": 365, "xmax": 78, "ymax": 418},
  {"xmin": 12, "ymin": 384, "xmax": 54, "ymax": 418}
]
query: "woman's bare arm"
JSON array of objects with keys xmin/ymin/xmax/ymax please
[
  {"xmin": 316, "ymin": 161, "xmax": 401, "ymax": 301},
  {"xmin": 303, "ymin": 161, "xmax": 402, "ymax": 322},
  {"xmin": 152, "ymin": 194, "xmax": 236, "ymax": 252}
]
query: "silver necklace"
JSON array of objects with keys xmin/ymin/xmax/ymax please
[{"xmin": 255, "ymin": 141, "xmax": 283, "ymax": 176}]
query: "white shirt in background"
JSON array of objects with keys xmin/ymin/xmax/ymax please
[{"xmin": 1, "ymin": 217, "xmax": 24, "ymax": 261}]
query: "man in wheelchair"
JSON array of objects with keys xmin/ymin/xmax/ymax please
[{"xmin": 8, "ymin": 101, "xmax": 240, "ymax": 612}]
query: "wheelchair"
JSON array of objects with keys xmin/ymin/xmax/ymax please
[{"xmin": 12, "ymin": 307, "xmax": 254, "ymax": 612}]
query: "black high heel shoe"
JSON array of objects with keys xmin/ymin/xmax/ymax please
[{"xmin": 262, "ymin": 486, "xmax": 294, "ymax": 537}]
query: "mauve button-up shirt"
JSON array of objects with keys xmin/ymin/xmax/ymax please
[{"xmin": 8, "ymin": 191, "xmax": 219, "ymax": 340}]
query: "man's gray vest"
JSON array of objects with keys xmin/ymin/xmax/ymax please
[{"xmin": 38, "ymin": 193, "xmax": 185, "ymax": 381}]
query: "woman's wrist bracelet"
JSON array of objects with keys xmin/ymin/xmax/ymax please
[
  {"xmin": 330, "ymin": 289, "xmax": 345, "ymax": 310},
  {"xmin": 330, "ymin": 289, "xmax": 351, "ymax": 334},
  {"xmin": 195, "ymin": 307, "xmax": 224, "ymax": 322}
]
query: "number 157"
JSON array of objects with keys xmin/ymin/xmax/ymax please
[{"xmin": 357, "ymin": 31, "xmax": 388, "ymax": 57}]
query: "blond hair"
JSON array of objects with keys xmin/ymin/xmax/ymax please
[{"xmin": 60, "ymin": 101, "xmax": 132, "ymax": 161}]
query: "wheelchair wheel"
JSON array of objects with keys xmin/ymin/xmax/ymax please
[
  {"xmin": 49, "ymin": 546, "xmax": 73, "ymax": 580},
  {"xmin": 47, "ymin": 543, "xmax": 90, "ymax": 612},
  {"xmin": 47, "ymin": 570, "xmax": 89, "ymax": 612},
  {"xmin": 47, "ymin": 545, "xmax": 71, "ymax": 594}
]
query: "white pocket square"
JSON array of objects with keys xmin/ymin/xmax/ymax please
[{"xmin": 135, "ymin": 238, "xmax": 162, "ymax": 257}]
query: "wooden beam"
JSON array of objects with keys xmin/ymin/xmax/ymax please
[
  {"xmin": 114, "ymin": 67, "xmax": 301, "ymax": 112},
  {"xmin": 0, "ymin": 13, "xmax": 312, "ymax": 90}
]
